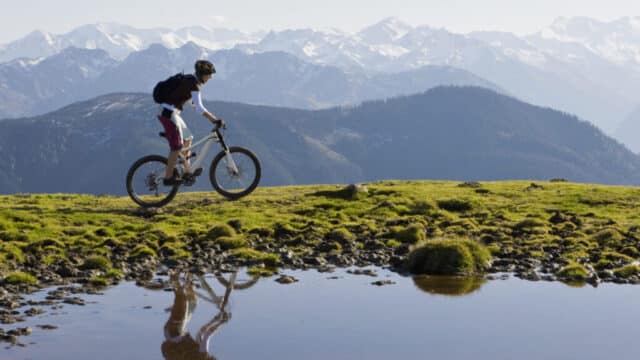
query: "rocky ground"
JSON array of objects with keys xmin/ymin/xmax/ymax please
[{"xmin": 2, "ymin": 180, "xmax": 640, "ymax": 345}]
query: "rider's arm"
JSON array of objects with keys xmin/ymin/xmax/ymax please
[{"xmin": 191, "ymin": 91, "xmax": 221, "ymax": 125}]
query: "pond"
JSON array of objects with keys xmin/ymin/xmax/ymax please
[{"xmin": 2, "ymin": 268, "xmax": 640, "ymax": 360}]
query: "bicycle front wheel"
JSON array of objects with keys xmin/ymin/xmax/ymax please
[
  {"xmin": 209, "ymin": 147, "xmax": 261, "ymax": 200},
  {"xmin": 126, "ymin": 155, "xmax": 179, "ymax": 208}
]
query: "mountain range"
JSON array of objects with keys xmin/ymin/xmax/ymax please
[
  {"xmin": 4, "ymin": 17, "xmax": 640, "ymax": 150},
  {"xmin": 0, "ymin": 43, "xmax": 498, "ymax": 119},
  {"xmin": 1, "ymin": 86, "xmax": 639, "ymax": 195}
]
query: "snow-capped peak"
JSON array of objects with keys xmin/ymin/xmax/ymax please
[{"xmin": 357, "ymin": 17, "xmax": 413, "ymax": 44}]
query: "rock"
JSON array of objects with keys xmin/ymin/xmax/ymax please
[
  {"xmin": 457, "ymin": 181, "xmax": 482, "ymax": 188},
  {"xmin": 63, "ymin": 297, "xmax": 85, "ymax": 306},
  {"xmin": 549, "ymin": 211, "xmax": 567, "ymax": 224},
  {"xmin": 36, "ymin": 324, "xmax": 58, "ymax": 330},
  {"xmin": 275, "ymin": 275, "xmax": 298, "ymax": 284},
  {"xmin": 345, "ymin": 184, "xmax": 368, "ymax": 199},
  {"xmin": 525, "ymin": 183, "xmax": 544, "ymax": 191},
  {"xmin": 303, "ymin": 256, "xmax": 326, "ymax": 266},
  {"xmin": 24, "ymin": 308, "xmax": 45, "ymax": 317},
  {"xmin": 7, "ymin": 327, "xmax": 31, "ymax": 336},
  {"xmin": 371, "ymin": 280, "xmax": 395, "ymax": 286},
  {"xmin": 347, "ymin": 269, "xmax": 377, "ymax": 277},
  {"xmin": 0, "ymin": 334, "xmax": 17, "ymax": 343}
]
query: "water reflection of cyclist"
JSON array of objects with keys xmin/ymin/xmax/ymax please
[{"xmin": 161, "ymin": 271, "xmax": 258, "ymax": 360}]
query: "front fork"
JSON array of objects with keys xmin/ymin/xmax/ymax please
[
  {"xmin": 217, "ymin": 129, "xmax": 239, "ymax": 176},
  {"xmin": 224, "ymin": 150, "xmax": 240, "ymax": 175}
]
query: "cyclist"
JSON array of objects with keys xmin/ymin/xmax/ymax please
[{"xmin": 157, "ymin": 60, "xmax": 224, "ymax": 186}]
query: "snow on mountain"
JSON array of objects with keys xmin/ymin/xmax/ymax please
[
  {"xmin": 0, "ymin": 23, "xmax": 259, "ymax": 63},
  {"xmin": 535, "ymin": 16, "xmax": 640, "ymax": 70},
  {"xmin": 357, "ymin": 17, "xmax": 413, "ymax": 44}
]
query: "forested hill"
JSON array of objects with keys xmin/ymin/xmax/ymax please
[{"xmin": 0, "ymin": 86, "xmax": 638, "ymax": 194}]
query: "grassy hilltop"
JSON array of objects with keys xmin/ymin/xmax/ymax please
[{"xmin": 1, "ymin": 180, "xmax": 640, "ymax": 289}]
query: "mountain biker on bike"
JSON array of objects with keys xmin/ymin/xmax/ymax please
[{"xmin": 158, "ymin": 60, "xmax": 224, "ymax": 186}]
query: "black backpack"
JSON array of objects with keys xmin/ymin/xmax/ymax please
[{"xmin": 152, "ymin": 73, "xmax": 184, "ymax": 104}]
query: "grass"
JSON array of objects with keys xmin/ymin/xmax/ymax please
[
  {"xmin": 3, "ymin": 271, "xmax": 37, "ymax": 285},
  {"xmin": 406, "ymin": 239, "xmax": 491, "ymax": 275},
  {"xmin": 1, "ymin": 181, "xmax": 640, "ymax": 280}
]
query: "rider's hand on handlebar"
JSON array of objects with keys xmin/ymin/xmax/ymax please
[{"xmin": 214, "ymin": 118, "xmax": 226, "ymax": 129}]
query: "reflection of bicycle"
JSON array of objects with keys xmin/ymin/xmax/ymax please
[
  {"xmin": 162, "ymin": 271, "xmax": 259, "ymax": 360},
  {"xmin": 126, "ymin": 125, "xmax": 261, "ymax": 208}
]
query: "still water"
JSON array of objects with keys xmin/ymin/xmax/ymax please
[{"xmin": 3, "ymin": 268, "xmax": 640, "ymax": 360}]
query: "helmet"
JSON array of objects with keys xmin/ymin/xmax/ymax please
[{"xmin": 195, "ymin": 60, "xmax": 216, "ymax": 77}]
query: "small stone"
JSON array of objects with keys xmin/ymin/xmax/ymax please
[
  {"xmin": 7, "ymin": 327, "xmax": 31, "ymax": 336},
  {"xmin": 275, "ymin": 275, "xmax": 298, "ymax": 284},
  {"xmin": 36, "ymin": 325, "xmax": 58, "ymax": 330},
  {"xmin": 371, "ymin": 280, "xmax": 395, "ymax": 286},
  {"xmin": 24, "ymin": 308, "xmax": 45, "ymax": 317},
  {"xmin": 347, "ymin": 269, "xmax": 378, "ymax": 277},
  {"xmin": 63, "ymin": 297, "xmax": 85, "ymax": 306}
]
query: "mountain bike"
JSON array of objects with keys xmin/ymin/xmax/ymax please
[{"xmin": 126, "ymin": 124, "xmax": 261, "ymax": 208}]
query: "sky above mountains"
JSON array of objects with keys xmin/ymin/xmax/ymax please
[{"xmin": 2, "ymin": 0, "xmax": 640, "ymax": 43}]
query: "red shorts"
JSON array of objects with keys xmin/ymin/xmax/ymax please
[{"xmin": 158, "ymin": 115, "xmax": 183, "ymax": 151}]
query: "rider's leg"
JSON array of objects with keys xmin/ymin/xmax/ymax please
[
  {"xmin": 181, "ymin": 138, "xmax": 192, "ymax": 174},
  {"xmin": 158, "ymin": 111, "xmax": 184, "ymax": 183},
  {"xmin": 165, "ymin": 149, "xmax": 180, "ymax": 179}
]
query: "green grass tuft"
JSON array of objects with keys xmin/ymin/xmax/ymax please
[
  {"xmin": 437, "ymin": 199, "xmax": 473, "ymax": 212},
  {"xmin": 556, "ymin": 262, "xmax": 589, "ymax": 281},
  {"xmin": 231, "ymin": 248, "xmax": 280, "ymax": 266},
  {"xmin": 394, "ymin": 224, "xmax": 426, "ymax": 244},
  {"xmin": 613, "ymin": 264, "xmax": 640, "ymax": 278},
  {"xmin": 3, "ymin": 271, "xmax": 37, "ymax": 285},
  {"xmin": 80, "ymin": 255, "xmax": 111, "ymax": 270},
  {"xmin": 406, "ymin": 239, "xmax": 491, "ymax": 275},
  {"xmin": 207, "ymin": 224, "xmax": 236, "ymax": 240},
  {"xmin": 216, "ymin": 236, "xmax": 247, "ymax": 250}
]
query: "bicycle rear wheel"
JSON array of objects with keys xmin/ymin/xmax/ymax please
[
  {"xmin": 209, "ymin": 147, "xmax": 261, "ymax": 200},
  {"xmin": 126, "ymin": 155, "xmax": 179, "ymax": 208}
]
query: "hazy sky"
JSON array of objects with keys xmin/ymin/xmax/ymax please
[{"xmin": 1, "ymin": 0, "xmax": 640, "ymax": 43}]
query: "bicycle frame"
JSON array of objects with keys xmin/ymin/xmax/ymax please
[{"xmin": 178, "ymin": 128, "xmax": 238, "ymax": 174}]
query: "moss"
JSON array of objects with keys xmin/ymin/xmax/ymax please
[
  {"xmin": 81, "ymin": 255, "xmax": 112, "ymax": 270},
  {"xmin": 404, "ymin": 200, "xmax": 434, "ymax": 215},
  {"xmin": 3, "ymin": 271, "xmax": 37, "ymax": 285},
  {"xmin": 94, "ymin": 227, "xmax": 115, "ymax": 237},
  {"xmin": 437, "ymin": 199, "xmax": 473, "ymax": 212},
  {"xmin": 216, "ymin": 236, "xmax": 247, "ymax": 250},
  {"xmin": 0, "ymin": 244, "xmax": 25, "ymax": 263},
  {"xmin": 273, "ymin": 223, "xmax": 297, "ymax": 239},
  {"xmin": 386, "ymin": 239, "xmax": 402, "ymax": 248},
  {"xmin": 231, "ymin": 248, "xmax": 280, "ymax": 266},
  {"xmin": 556, "ymin": 263, "xmax": 589, "ymax": 281},
  {"xmin": 413, "ymin": 275, "xmax": 486, "ymax": 296},
  {"xmin": 514, "ymin": 218, "xmax": 546, "ymax": 231},
  {"xmin": 406, "ymin": 239, "xmax": 491, "ymax": 275},
  {"xmin": 130, "ymin": 245, "xmax": 156, "ymax": 259},
  {"xmin": 613, "ymin": 264, "xmax": 640, "ymax": 278},
  {"xmin": 89, "ymin": 276, "xmax": 110, "ymax": 287},
  {"xmin": 310, "ymin": 184, "xmax": 368, "ymax": 200},
  {"xmin": 105, "ymin": 269, "xmax": 123, "ymax": 279},
  {"xmin": 591, "ymin": 229, "xmax": 624, "ymax": 246},
  {"xmin": 394, "ymin": 224, "xmax": 427, "ymax": 244},
  {"xmin": 247, "ymin": 266, "xmax": 278, "ymax": 277},
  {"xmin": 326, "ymin": 228, "xmax": 356, "ymax": 243},
  {"xmin": 486, "ymin": 243, "xmax": 501, "ymax": 255},
  {"xmin": 159, "ymin": 243, "xmax": 190, "ymax": 260},
  {"xmin": 206, "ymin": 224, "xmax": 236, "ymax": 240}
]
